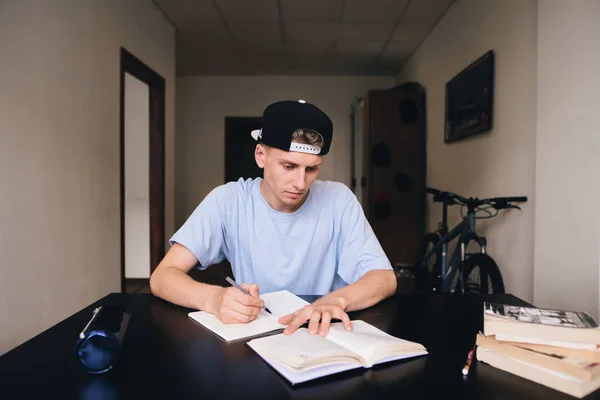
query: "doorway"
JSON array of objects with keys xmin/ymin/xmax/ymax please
[
  {"xmin": 225, "ymin": 117, "xmax": 263, "ymax": 183},
  {"xmin": 119, "ymin": 48, "xmax": 165, "ymax": 293}
]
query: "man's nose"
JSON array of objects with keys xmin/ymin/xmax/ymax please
[{"xmin": 293, "ymin": 170, "xmax": 306, "ymax": 191}]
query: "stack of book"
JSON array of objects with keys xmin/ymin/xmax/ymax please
[{"xmin": 476, "ymin": 302, "xmax": 600, "ymax": 398}]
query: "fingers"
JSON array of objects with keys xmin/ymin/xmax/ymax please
[
  {"xmin": 217, "ymin": 287, "xmax": 264, "ymax": 324},
  {"xmin": 280, "ymin": 305, "xmax": 353, "ymax": 335},
  {"xmin": 319, "ymin": 311, "xmax": 331, "ymax": 336},
  {"xmin": 240, "ymin": 283, "xmax": 260, "ymax": 297},
  {"xmin": 227, "ymin": 286, "xmax": 263, "ymax": 308},
  {"xmin": 278, "ymin": 312, "xmax": 295, "ymax": 325},
  {"xmin": 283, "ymin": 308, "xmax": 311, "ymax": 335},
  {"xmin": 220, "ymin": 307, "xmax": 259, "ymax": 324},
  {"xmin": 308, "ymin": 310, "xmax": 321, "ymax": 334},
  {"xmin": 334, "ymin": 309, "xmax": 353, "ymax": 331}
]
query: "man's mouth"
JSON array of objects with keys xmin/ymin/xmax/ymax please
[{"xmin": 285, "ymin": 192, "xmax": 303, "ymax": 199}]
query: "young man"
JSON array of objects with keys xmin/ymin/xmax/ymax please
[{"xmin": 150, "ymin": 100, "xmax": 396, "ymax": 336}]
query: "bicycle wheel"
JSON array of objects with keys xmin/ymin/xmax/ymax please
[
  {"xmin": 462, "ymin": 253, "xmax": 505, "ymax": 294},
  {"xmin": 415, "ymin": 233, "xmax": 442, "ymax": 292}
]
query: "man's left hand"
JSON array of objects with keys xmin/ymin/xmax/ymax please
[{"xmin": 278, "ymin": 300, "xmax": 352, "ymax": 336}]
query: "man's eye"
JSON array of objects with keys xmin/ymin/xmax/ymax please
[{"xmin": 284, "ymin": 165, "xmax": 294, "ymax": 170}]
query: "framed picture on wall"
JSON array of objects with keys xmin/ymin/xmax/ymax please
[{"xmin": 444, "ymin": 50, "xmax": 494, "ymax": 143}]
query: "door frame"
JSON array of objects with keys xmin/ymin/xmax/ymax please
[{"xmin": 119, "ymin": 47, "xmax": 166, "ymax": 292}]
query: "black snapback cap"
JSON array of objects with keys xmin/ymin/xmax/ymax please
[{"xmin": 251, "ymin": 100, "xmax": 333, "ymax": 155}]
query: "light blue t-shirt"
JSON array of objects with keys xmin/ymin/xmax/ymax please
[{"xmin": 170, "ymin": 178, "xmax": 392, "ymax": 295}]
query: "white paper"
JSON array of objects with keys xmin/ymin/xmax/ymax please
[
  {"xmin": 249, "ymin": 345, "xmax": 363, "ymax": 385},
  {"xmin": 247, "ymin": 337, "xmax": 426, "ymax": 385},
  {"xmin": 326, "ymin": 320, "xmax": 427, "ymax": 365},
  {"xmin": 246, "ymin": 321, "xmax": 428, "ymax": 384},
  {"xmin": 246, "ymin": 327, "xmax": 362, "ymax": 369},
  {"xmin": 188, "ymin": 290, "xmax": 309, "ymax": 342}
]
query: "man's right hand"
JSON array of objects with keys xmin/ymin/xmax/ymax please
[{"xmin": 210, "ymin": 284, "xmax": 264, "ymax": 324}]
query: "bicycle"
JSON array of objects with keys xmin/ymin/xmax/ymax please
[{"xmin": 414, "ymin": 187, "xmax": 527, "ymax": 295}]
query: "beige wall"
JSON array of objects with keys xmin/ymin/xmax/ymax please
[
  {"xmin": 397, "ymin": 0, "xmax": 600, "ymax": 318},
  {"xmin": 0, "ymin": 0, "xmax": 175, "ymax": 354},
  {"xmin": 396, "ymin": 0, "xmax": 538, "ymax": 302},
  {"xmin": 124, "ymin": 73, "xmax": 151, "ymax": 279},
  {"xmin": 534, "ymin": 0, "xmax": 600, "ymax": 318},
  {"xmin": 175, "ymin": 76, "xmax": 394, "ymax": 227}
]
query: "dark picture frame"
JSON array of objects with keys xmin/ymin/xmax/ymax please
[{"xmin": 444, "ymin": 50, "xmax": 494, "ymax": 143}]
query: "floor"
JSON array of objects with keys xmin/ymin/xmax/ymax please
[{"xmin": 124, "ymin": 282, "xmax": 151, "ymax": 294}]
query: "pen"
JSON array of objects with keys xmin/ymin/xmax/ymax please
[
  {"xmin": 462, "ymin": 342, "xmax": 477, "ymax": 376},
  {"xmin": 221, "ymin": 274, "xmax": 272, "ymax": 314}
]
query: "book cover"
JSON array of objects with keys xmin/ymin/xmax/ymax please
[
  {"xmin": 477, "ymin": 333, "xmax": 600, "ymax": 381},
  {"xmin": 501, "ymin": 340, "xmax": 600, "ymax": 362},
  {"xmin": 484, "ymin": 302, "xmax": 598, "ymax": 329},
  {"xmin": 476, "ymin": 347, "xmax": 600, "ymax": 398}
]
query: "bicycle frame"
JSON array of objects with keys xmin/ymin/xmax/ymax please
[{"xmin": 419, "ymin": 210, "xmax": 486, "ymax": 293}]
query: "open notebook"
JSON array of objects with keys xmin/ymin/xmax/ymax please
[
  {"xmin": 188, "ymin": 290, "xmax": 309, "ymax": 342},
  {"xmin": 247, "ymin": 320, "xmax": 428, "ymax": 385}
]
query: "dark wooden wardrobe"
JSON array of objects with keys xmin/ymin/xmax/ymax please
[{"xmin": 350, "ymin": 82, "xmax": 427, "ymax": 267}]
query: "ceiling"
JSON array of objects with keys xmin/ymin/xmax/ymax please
[{"xmin": 154, "ymin": 0, "xmax": 455, "ymax": 76}]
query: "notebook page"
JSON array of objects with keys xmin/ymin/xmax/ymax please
[
  {"xmin": 326, "ymin": 320, "xmax": 427, "ymax": 366},
  {"xmin": 247, "ymin": 328, "xmax": 363, "ymax": 370},
  {"xmin": 262, "ymin": 290, "xmax": 311, "ymax": 320},
  {"xmin": 253, "ymin": 351, "xmax": 363, "ymax": 385},
  {"xmin": 188, "ymin": 290, "xmax": 309, "ymax": 342}
]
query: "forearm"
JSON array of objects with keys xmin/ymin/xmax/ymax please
[
  {"xmin": 149, "ymin": 267, "xmax": 221, "ymax": 312},
  {"xmin": 316, "ymin": 269, "xmax": 397, "ymax": 312}
]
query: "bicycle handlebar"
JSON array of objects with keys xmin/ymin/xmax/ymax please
[
  {"xmin": 499, "ymin": 196, "xmax": 528, "ymax": 203},
  {"xmin": 426, "ymin": 187, "xmax": 527, "ymax": 209},
  {"xmin": 426, "ymin": 187, "xmax": 469, "ymax": 204}
]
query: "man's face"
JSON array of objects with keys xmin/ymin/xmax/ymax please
[{"xmin": 255, "ymin": 144, "xmax": 322, "ymax": 212}]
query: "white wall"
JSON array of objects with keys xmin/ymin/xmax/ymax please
[
  {"xmin": 0, "ymin": 0, "xmax": 175, "ymax": 354},
  {"xmin": 175, "ymin": 76, "xmax": 395, "ymax": 226},
  {"xmin": 534, "ymin": 0, "xmax": 600, "ymax": 318},
  {"xmin": 124, "ymin": 73, "xmax": 151, "ymax": 279},
  {"xmin": 396, "ymin": 0, "xmax": 538, "ymax": 302}
]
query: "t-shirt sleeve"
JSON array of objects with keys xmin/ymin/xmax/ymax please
[
  {"xmin": 336, "ymin": 193, "xmax": 393, "ymax": 284},
  {"xmin": 169, "ymin": 186, "xmax": 228, "ymax": 269}
]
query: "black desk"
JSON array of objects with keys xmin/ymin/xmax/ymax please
[{"xmin": 1, "ymin": 293, "xmax": 597, "ymax": 399}]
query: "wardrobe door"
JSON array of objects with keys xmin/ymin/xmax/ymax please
[
  {"xmin": 351, "ymin": 99, "xmax": 368, "ymax": 209},
  {"xmin": 364, "ymin": 86, "xmax": 426, "ymax": 266}
]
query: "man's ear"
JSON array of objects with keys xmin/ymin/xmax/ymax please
[{"xmin": 255, "ymin": 144, "xmax": 267, "ymax": 168}]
